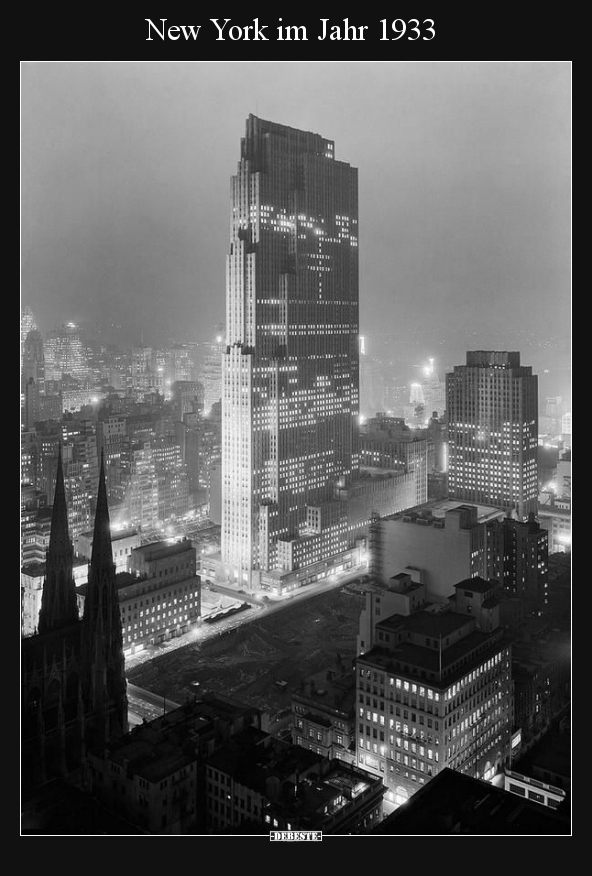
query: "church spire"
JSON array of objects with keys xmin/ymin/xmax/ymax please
[
  {"xmin": 38, "ymin": 446, "xmax": 79, "ymax": 634},
  {"xmin": 81, "ymin": 451, "xmax": 128, "ymax": 746},
  {"xmin": 90, "ymin": 449, "xmax": 114, "ymax": 571}
]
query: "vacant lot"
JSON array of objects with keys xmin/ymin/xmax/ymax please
[{"xmin": 127, "ymin": 585, "xmax": 365, "ymax": 718}]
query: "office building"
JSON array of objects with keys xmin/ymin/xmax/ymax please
[
  {"xmin": 21, "ymin": 329, "xmax": 45, "ymax": 429},
  {"xmin": 201, "ymin": 329, "xmax": 225, "ymax": 414},
  {"xmin": 220, "ymin": 116, "xmax": 359, "ymax": 590},
  {"xmin": 446, "ymin": 351, "xmax": 538, "ymax": 519},
  {"xmin": 76, "ymin": 526, "xmax": 141, "ymax": 575},
  {"xmin": 44, "ymin": 322, "xmax": 89, "ymax": 382},
  {"xmin": 21, "ymin": 305, "xmax": 37, "ymax": 366},
  {"xmin": 355, "ymin": 582, "xmax": 513, "ymax": 810},
  {"xmin": 76, "ymin": 539, "xmax": 201, "ymax": 654},
  {"xmin": 369, "ymin": 501, "xmax": 505, "ymax": 604},
  {"xmin": 292, "ymin": 667, "xmax": 357, "ymax": 764},
  {"xmin": 483, "ymin": 515, "xmax": 549, "ymax": 613},
  {"xmin": 359, "ymin": 414, "xmax": 430, "ymax": 507}
]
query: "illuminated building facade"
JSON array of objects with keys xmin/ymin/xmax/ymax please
[
  {"xmin": 202, "ymin": 329, "xmax": 225, "ymax": 414},
  {"xmin": 78, "ymin": 538, "xmax": 201, "ymax": 653},
  {"xmin": 355, "ymin": 590, "xmax": 513, "ymax": 810},
  {"xmin": 221, "ymin": 116, "xmax": 359, "ymax": 589},
  {"xmin": 446, "ymin": 351, "xmax": 538, "ymax": 520},
  {"xmin": 21, "ymin": 305, "xmax": 37, "ymax": 366},
  {"xmin": 131, "ymin": 346, "xmax": 163, "ymax": 399},
  {"xmin": 537, "ymin": 499, "xmax": 571, "ymax": 554},
  {"xmin": 292, "ymin": 668, "xmax": 357, "ymax": 764},
  {"xmin": 205, "ymin": 739, "xmax": 384, "ymax": 834},
  {"xmin": 21, "ymin": 329, "xmax": 45, "ymax": 429},
  {"xmin": 152, "ymin": 435, "xmax": 191, "ymax": 523},
  {"xmin": 44, "ymin": 322, "xmax": 89, "ymax": 382},
  {"xmin": 483, "ymin": 515, "xmax": 549, "ymax": 613}
]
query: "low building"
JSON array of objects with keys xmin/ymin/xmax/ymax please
[
  {"xmin": 291, "ymin": 668, "xmax": 357, "ymax": 764},
  {"xmin": 76, "ymin": 526, "xmax": 141, "ymax": 573},
  {"xmin": 215, "ymin": 464, "xmax": 423, "ymax": 595},
  {"xmin": 86, "ymin": 694, "xmax": 265, "ymax": 834},
  {"xmin": 501, "ymin": 768, "xmax": 567, "ymax": 810},
  {"xmin": 77, "ymin": 539, "xmax": 201, "ymax": 654},
  {"xmin": 205, "ymin": 734, "xmax": 384, "ymax": 834},
  {"xmin": 371, "ymin": 768, "xmax": 570, "ymax": 834},
  {"xmin": 371, "ymin": 501, "xmax": 506, "ymax": 604}
]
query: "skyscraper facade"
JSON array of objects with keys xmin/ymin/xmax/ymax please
[
  {"xmin": 44, "ymin": 322, "xmax": 89, "ymax": 382},
  {"xmin": 221, "ymin": 116, "xmax": 359, "ymax": 589},
  {"xmin": 446, "ymin": 351, "xmax": 538, "ymax": 520}
]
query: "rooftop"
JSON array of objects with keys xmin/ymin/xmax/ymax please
[
  {"xmin": 361, "ymin": 623, "xmax": 507, "ymax": 686},
  {"xmin": 380, "ymin": 498, "xmax": 506, "ymax": 525},
  {"xmin": 292, "ymin": 668, "xmax": 356, "ymax": 716},
  {"xmin": 98, "ymin": 694, "xmax": 261, "ymax": 783},
  {"xmin": 376, "ymin": 608, "xmax": 472, "ymax": 640},
  {"xmin": 133, "ymin": 539, "xmax": 194, "ymax": 561},
  {"xmin": 455, "ymin": 576, "xmax": 498, "ymax": 595},
  {"xmin": 372, "ymin": 768, "xmax": 570, "ymax": 835}
]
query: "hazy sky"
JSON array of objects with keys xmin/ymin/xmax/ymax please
[{"xmin": 21, "ymin": 61, "xmax": 571, "ymax": 391}]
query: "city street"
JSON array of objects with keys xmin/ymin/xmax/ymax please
[
  {"xmin": 125, "ymin": 564, "xmax": 367, "ymax": 672},
  {"xmin": 125, "ymin": 565, "xmax": 369, "ymax": 721},
  {"xmin": 127, "ymin": 682, "xmax": 180, "ymax": 726}
]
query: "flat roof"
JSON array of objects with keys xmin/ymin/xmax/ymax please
[
  {"xmin": 133, "ymin": 540, "xmax": 194, "ymax": 561},
  {"xmin": 372, "ymin": 768, "xmax": 570, "ymax": 834},
  {"xmin": 381, "ymin": 499, "xmax": 506, "ymax": 525},
  {"xmin": 360, "ymin": 627, "xmax": 507, "ymax": 685},
  {"xmin": 377, "ymin": 609, "xmax": 472, "ymax": 639},
  {"xmin": 454, "ymin": 576, "xmax": 495, "ymax": 594}
]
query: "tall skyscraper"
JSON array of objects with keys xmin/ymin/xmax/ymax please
[
  {"xmin": 20, "ymin": 305, "xmax": 37, "ymax": 367},
  {"xmin": 221, "ymin": 116, "xmax": 359, "ymax": 589},
  {"xmin": 446, "ymin": 351, "xmax": 538, "ymax": 519},
  {"xmin": 44, "ymin": 322, "xmax": 89, "ymax": 382}
]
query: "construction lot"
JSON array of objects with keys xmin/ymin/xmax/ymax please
[{"xmin": 126, "ymin": 584, "xmax": 366, "ymax": 720}]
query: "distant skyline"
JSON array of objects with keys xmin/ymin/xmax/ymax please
[{"xmin": 21, "ymin": 61, "xmax": 571, "ymax": 398}]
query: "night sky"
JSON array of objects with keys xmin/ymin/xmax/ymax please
[{"xmin": 21, "ymin": 61, "xmax": 571, "ymax": 396}]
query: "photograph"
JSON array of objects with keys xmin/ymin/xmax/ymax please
[{"xmin": 20, "ymin": 60, "xmax": 571, "ymax": 836}]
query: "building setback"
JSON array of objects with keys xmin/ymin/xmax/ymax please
[
  {"xmin": 221, "ymin": 116, "xmax": 359, "ymax": 591},
  {"xmin": 446, "ymin": 351, "xmax": 538, "ymax": 520}
]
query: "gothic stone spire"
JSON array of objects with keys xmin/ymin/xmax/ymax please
[{"xmin": 38, "ymin": 446, "xmax": 79, "ymax": 635}]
